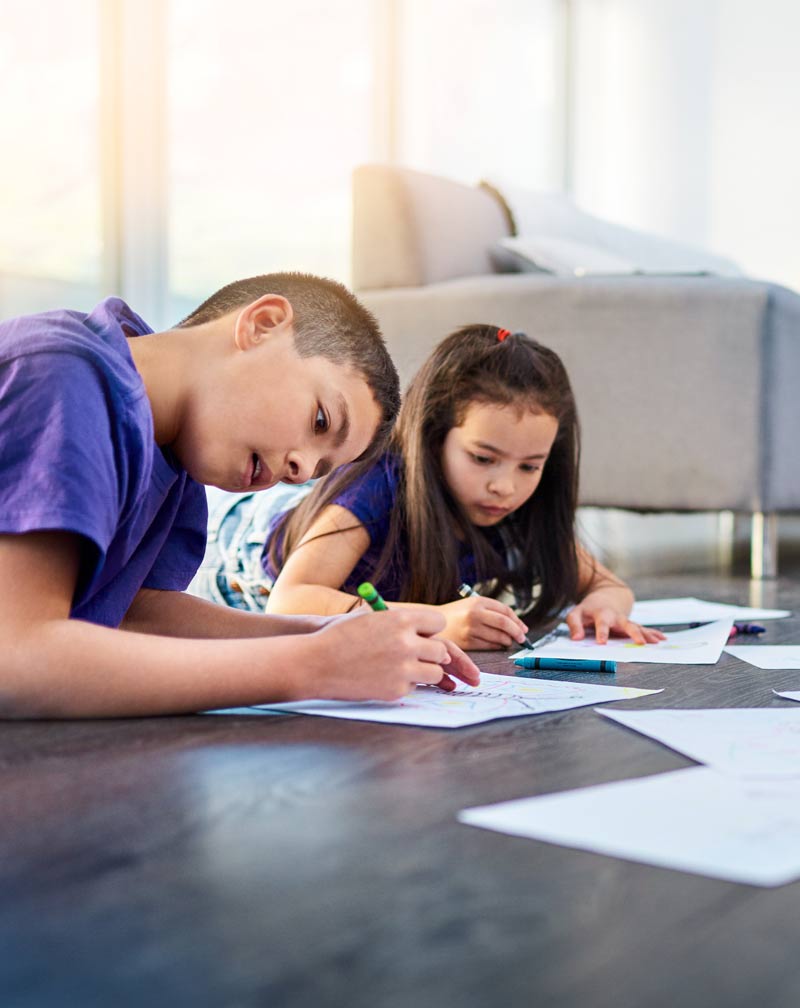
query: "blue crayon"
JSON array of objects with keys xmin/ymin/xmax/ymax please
[
  {"xmin": 514, "ymin": 657, "xmax": 616, "ymax": 674},
  {"xmin": 733, "ymin": 621, "xmax": 765, "ymax": 635}
]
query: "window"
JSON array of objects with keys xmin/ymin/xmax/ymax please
[
  {"xmin": 167, "ymin": 0, "xmax": 382, "ymax": 321},
  {"xmin": 0, "ymin": 1, "xmax": 102, "ymax": 318},
  {"xmin": 0, "ymin": 1, "xmax": 569, "ymax": 325},
  {"xmin": 397, "ymin": 0, "xmax": 567, "ymax": 189}
]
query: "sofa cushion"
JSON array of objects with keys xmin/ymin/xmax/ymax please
[
  {"xmin": 490, "ymin": 235, "xmax": 637, "ymax": 276},
  {"xmin": 483, "ymin": 180, "xmax": 742, "ymax": 277}
]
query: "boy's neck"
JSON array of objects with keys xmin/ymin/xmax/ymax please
[{"xmin": 126, "ymin": 322, "xmax": 215, "ymax": 446}]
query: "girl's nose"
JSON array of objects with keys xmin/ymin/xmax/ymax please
[{"xmin": 487, "ymin": 474, "xmax": 514, "ymax": 497}]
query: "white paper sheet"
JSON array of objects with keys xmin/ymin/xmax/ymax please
[
  {"xmin": 243, "ymin": 672, "xmax": 660, "ymax": 728},
  {"xmin": 511, "ymin": 619, "xmax": 733, "ymax": 665},
  {"xmin": 774, "ymin": 691, "xmax": 800, "ymax": 703},
  {"xmin": 629, "ymin": 596, "xmax": 790, "ymax": 625},
  {"xmin": 599, "ymin": 707, "xmax": 800, "ymax": 778},
  {"xmin": 459, "ymin": 767, "xmax": 800, "ymax": 887},
  {"xmin": 725, "ymin": 646, "xmax": 800, "ymax": 670}
]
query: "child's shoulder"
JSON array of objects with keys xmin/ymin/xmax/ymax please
[
  {"xmin": 371, "ymin": 450, "xmax": 404, "ymax": 484},
  {"xmin": 0, "ymin": 300, "xmax": 156, "ymax": 488},
  {"xmin": 333, "ymin": 451, "xmax": 403, "ymax": 517},
  {"xmin": 1, "ymin": 299, "xmax": 144, "ymax": 382}
]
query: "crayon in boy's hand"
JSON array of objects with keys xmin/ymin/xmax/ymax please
[
  {"xmin": 357, "ymin": 582, "xmax": 388, "ymax": 612},
  {"xmin": 358, "ymin": 581, "xmax": 460, "ymax": 692}
]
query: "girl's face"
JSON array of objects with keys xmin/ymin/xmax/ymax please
[{"xmin": 441, "ymin": 400, "xmax": 559, "ymax": 526}]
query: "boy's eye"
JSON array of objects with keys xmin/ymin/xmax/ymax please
[{"xmin": 315, "ymin": 405, "xmax": 329, "ymax": 434}]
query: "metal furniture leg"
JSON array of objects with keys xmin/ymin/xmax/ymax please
[{"xmin": 751, "ymin": 511, "xmax": 778, "ymax": 580}]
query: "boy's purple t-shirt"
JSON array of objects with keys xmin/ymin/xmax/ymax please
[
  {"xmin": 0, "ymin": 297, "xmax": 207, "ymax": 627},
  {"xmin": 261, "ymin": 453, "xmax": 499, "ymax": 600}
]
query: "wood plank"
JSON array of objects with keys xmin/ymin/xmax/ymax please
[{"xmin": 1, "ymin": 570, "xmax": 799, "ymax": 1007}]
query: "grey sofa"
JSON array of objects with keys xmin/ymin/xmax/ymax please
[{"xmin": 352, "ymin": 164, "xmax": 800, "ymax": 578}]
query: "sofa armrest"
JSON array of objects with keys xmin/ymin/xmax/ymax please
[{"xmin": 352, "ymin": 164, "xmax": 510, "ymax": 290}]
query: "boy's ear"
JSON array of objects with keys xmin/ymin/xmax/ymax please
[{"xmin": 233, "ymin": 294, "xmax": 294, "ymax": 351}]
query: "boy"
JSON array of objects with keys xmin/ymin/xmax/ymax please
[{"xmin": 0, "ymin": 273, "xmax": 479, "ymax": 718}]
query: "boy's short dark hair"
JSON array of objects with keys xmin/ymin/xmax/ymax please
[{"xmin": 178, "ymin": 272, "xmax": 400, "ymax": 445}]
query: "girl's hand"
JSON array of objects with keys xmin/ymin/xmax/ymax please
[
  {"xmin": 565, "ymin": 602, "xmax": 666, "ymax": 646},
  {"xmin": 440, "ymin": 596, "xmax": 530, "ymax": 650}
]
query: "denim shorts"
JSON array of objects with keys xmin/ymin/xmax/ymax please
[{"xmin": 187, "ymin": 482, "xmax": 314, "ymax": 612}]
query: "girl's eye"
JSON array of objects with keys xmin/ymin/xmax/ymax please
[
  {"xmin": 520, "ymin": 464, "xmax": 540, "ymax": 474},
  {"xmin": 315, "ymin": 405, "xmax": 329, "ymax": 434},
  {"xmin": 471, "ymin": 453, "xmax": 493, "ymax": 466}
]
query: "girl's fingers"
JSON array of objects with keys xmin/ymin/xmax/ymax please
[
  {"xmin": 466, "ymin": 631, "xmax": 518, "ymax": 651},
  {"xmin": 479, "ymin": 597, "xmax": 528, "ymax": 634},
  {"xmin": 613, "ymin": 618, "xmax": 645, "ymax": 645},
  {"xmin": 565, "ymin": 608, "xmax": 586, "ymax": 640},
  {"xmin": 630, "ymin": 621, "xmax": 666, "ymax": 644},
  {"xmin": 594, "ymin": 617, "xmax": 611, "ymax": 645},
  {"xmin": 435, "ymin": 672, "xmax": 456, "ymax": 692},
  {"xmin": 612, "ymin": 620, "xmax": 664, "ymax": 645},
  {"xmin": 607, "ymin": 619, "xmax": 663, "ymax": 645},
  {"xmin": 478, "ymin": 609, "xmax": 529, "ymax": 644},
  {"xmin": 476, "ymin": 630, "xmax": 518, "ymax": 649}
]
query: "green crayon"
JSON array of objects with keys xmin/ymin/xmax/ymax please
[{"xmin": 357, "ymin": 582, "xmax": 388, "ymax": 612}]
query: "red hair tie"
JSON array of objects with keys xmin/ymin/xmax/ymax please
[{"xmin": 497, "ymin": 328, "xmax": 511, "ymax": 342}]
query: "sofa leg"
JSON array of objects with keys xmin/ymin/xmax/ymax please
[
  {"xmin": 716, "ymin": 510, "xmax": 735, "ymax": 571},
  {"xmin": 750, "ymin": 511, "xmax": 778, "ymax": 580}
]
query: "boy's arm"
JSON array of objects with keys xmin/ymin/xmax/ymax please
[
  {"xmin": 0, "ymin": 531, "xmax": 478, "ymax": 719},
  {"xmin": 122, "ymin": 588, "xmax": 331, "ymax": 638}
]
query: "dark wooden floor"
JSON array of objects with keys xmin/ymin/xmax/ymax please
[{"xmin": 2, "ymin": 567, "xmax": 800, "ymax": 1008}]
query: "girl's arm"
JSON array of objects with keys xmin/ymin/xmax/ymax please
[
  {"xmin": 0, "ymin": 531, "xmax": 479, "ymax": 719},
  {"xmin": 565, "ymin": 546, "xmax": 665, "ymax": 645},
  {"xmin": 265, "ymin": 505, "xmax": 375, "ymax": 615},
  {"xmin": 267, "ymin": 505, "xmax": 531, "ymax": 649}
]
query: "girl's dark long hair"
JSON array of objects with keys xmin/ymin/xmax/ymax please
[{"xmin": 269, "ymin": 324, "xmax": 581, "ymax": 626}]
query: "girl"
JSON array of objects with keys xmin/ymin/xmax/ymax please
[{"xmin": 192, "ymin": 326, "xmax": 662, "ymax": 650}]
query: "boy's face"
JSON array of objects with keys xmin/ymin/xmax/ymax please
[{"xmin": 175, "ymin": 323, "xmax": 382, "ymax": 492}]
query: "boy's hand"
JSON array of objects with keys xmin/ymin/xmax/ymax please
[
  {"xmin": 435, "ymin": 636, "xmax": 482, "ymax": 691},
  {"xmin": 304, "ymin": 608, "xmax": 480, "ymax": 701},
  {"xmin": 566, "ymin": 601, "xmax": 666, "ymax": 646},
  {"xmin": 439, "ymin": 596, "xmax": 529, "ymax": 650}
]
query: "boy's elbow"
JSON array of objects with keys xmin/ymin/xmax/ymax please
[
  {"xmin": 0, "ymin": 683, "xmax": 100, "ymax": 720},
  {"xmin": 0, "ymin": 686, "xmax": 55, "ymax": 720},
  {"xmin": 0, "ymin": 654, "xmax": 75, "ymax": 720}
]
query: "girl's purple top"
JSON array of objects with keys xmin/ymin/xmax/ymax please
[
  {"xmin": 0, "ymin": 298, "xmax": 207, "ymax": 627},
  {"xmin": 261, "ymin": 453, "xmax": 501, "ymax": 601}
]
